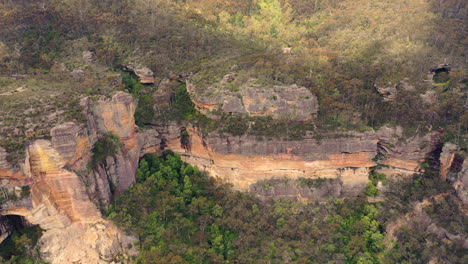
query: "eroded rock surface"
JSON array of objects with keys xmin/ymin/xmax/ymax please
[
  {"xmin": 440, "ymin": 143, "xmax": 467, "ymax": 204},
  {"xmin": 164, "ymin": 126, "xmax": 376, "ymax": 194},
  {"xmin": 0, "ymin": 92, "xmax": 141, "ymax": 263},
  {"xmin": 0, "ymin": 146, "xmax": 26, "ymax": 179},
  {"xmin": 187, "ymin": 77, "xmax": 318, "ymax": 121},
  {"xmin": 376, "ymin": 126, "xmax": 442, "ymax": 177},
  {"xmin": 0, "ymin": 90, "xmax": 452, "ymax": 262}
]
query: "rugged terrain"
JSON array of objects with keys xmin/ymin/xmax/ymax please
[{"xmin": 0, "ymin": 0, "xmax": 466, "ymax": 263}]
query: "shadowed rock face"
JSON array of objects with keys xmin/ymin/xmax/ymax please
[
  {"xmin": 187, "ymin": 78, "xmax": 318, "ymax": 121},
  {"xmin": 250, "ymin": 178, "xmax": 342, "ymax": 201},
  {"xmin": 376, "ymin": 126, "xmax": 442, "ymax": 177},
  {"xmin": 440, "ymin": 143, "xmax": 468, "ymax": 204},
  {"xmin": 0, "ymin": 215, "xmax": 31, "ymax": 244}
]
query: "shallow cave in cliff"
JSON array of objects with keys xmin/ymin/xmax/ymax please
[
  {"xmin": 431, "ymin": 65, "xmax": 451, "ymax": 83},
  {"xmin": 0, "ymin": 215, "xmax": 30, "ymax": 233},
  {"xmin": 0, "ymin": 215, "xmax": 41, "ymax": 260}
]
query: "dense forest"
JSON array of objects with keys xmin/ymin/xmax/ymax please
[
  {"xmin": 106, "ymin": 152, "xmax": 466, "ymax": 264},
  {"xmin": 0, "ymin": 0, "xmax": 466, "ymax": 263},
  {"xmin": 1, "ymin": 151, "xmax": 466, "ymax": 263}
]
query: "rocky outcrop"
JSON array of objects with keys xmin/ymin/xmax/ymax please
[
  {"xmin": 81, "ymin": 92, "xmax": 140, "ymax": 194},
  {"xmin": 439, "ymin": 143, "xmax": 467, "ymax": 204},
  {"xmin": 134, "ymin": 67, "xmax": 155, "ymax": 84},
  {"xmin": 187, "ymin": 77, "xmax": 318, "ymax": 121},
  {"xmin": 376, "ymin": 126, "xmax": 442, "ymax": 177},
  {"xmin": 457, "ymin": 162, "xmax": 468, "ymax": 204},
  {"xmin": 163, "ymin": 126, "xmax": 376, "ymax": 195},
  {"xmin": 0, "ymin": 147, "xmax": 8, "ymax": 170},
  {"xmin": 0, "ymin": 89, "xmax": 449, "ymax": 261},
  {"xmin": 0, "ymin": 137, "xmax": 137, "ymax": 264},
  {"xmin": 159, "ymin": 125, "xmax": 443, "ymax": 196},
  {"xmin": 122, "ymin": 65, "xmax": 155, "ymax": 84},
  {"xmin": 0, "ymin": 92, "xmax": 141, "ymax": 263},
  {"xmin": 39, "ymin": 221, "xmax": 137, "ymax": 264},
  {"xmin": 375, "ymin": 83, "xmax": 398, "ymax": 101},
  {"xmin": 440, "ymin": 143, "xmax": 458, "ymax": 181},
  {"xmin": 374, "ymin": 79, "xmax": 416, "ymax": 101},
  {"xmin": 0, "ymin": 146, "xmax": 26, "ymax": 180}
]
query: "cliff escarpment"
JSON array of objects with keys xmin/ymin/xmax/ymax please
[
  {"xmin": 0, "ymin": 92, "xmax": 139, "ymax": 263},
  {"xmin": 0, "ymin": 89, "xmax": 464, "ymax": 262}
]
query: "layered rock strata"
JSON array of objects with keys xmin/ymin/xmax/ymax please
[
  {"xmin": 376, "ymin": 126, "xmax": 442, "ymax": 177},
  {"xmin": 0, "ymin": 92, "xmax": 140, "ymax": 263},
  {"xmin": 0, "ymin": 90, "xmax": 450, "ymax": 262}
]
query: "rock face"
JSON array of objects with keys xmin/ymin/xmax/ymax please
[
  {"xmin": 0, "ymin": 146, "xmax": 26, "ymax": 180},
  {"xmin": 165, "ymin": 126, "xmax": 364, "ymax": 195},
  {"xmin": 440, "ymin": 143, "xmax": 467, "ymax": 204},
  {"xmin": 0, "ymin": 90, "xmax": 450, "ymax": 261},
  {"xmin": 0, "ymin": 92, "xmax": 141, "ymax": 263},
  {"xmin": 122, "ymin": 65, "xmax": 155, "ymax": 84},
  {"xmin": 160, "ymin": 125, "xmax": 443, "ymax": 197},
  {"xmin": 0, "ymin": 138, "xmax": 137, "ymax": 264},
  {"xmin": 39, "ymin": 221, "xmax": 137, "ymax": 264},
  {"xmin": 187, "ymin": 77, "xmax": 318, "ymax": 121},
  {"xmin": 376, "ymin": 126, "xmax": 442, "ymax": 177},
  {"xmin": 81, "ymin": 92, "xmax": 140, "ymax": 194}
]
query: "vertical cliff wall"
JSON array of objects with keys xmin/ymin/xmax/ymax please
[
  {"xmin": 0, "ymin": 90, "xmax": 453, "ymax": 263},
  {"xmin": 0, "ymin": 92, "xmax": 140, "ymax": 263}
]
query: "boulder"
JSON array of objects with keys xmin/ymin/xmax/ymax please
[
  {"xmin": 187, "ymin": 76, "xmax": 318, "ymax": 121},
  {"xmin": 134, "ymin": 67, "xmax": 155, "ymax": 84}
]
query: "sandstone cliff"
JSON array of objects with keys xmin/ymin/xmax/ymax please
[
  {"xmin": 0, "ymin": 92, "xmax": 140, "ymax": 263},
  {"xmin": 0, "ymin": 90, "xmax": 452, "ymax": 262},
  {"xmin": 376, "ymin": 126, "xmax": 442, "ymax": 177}
]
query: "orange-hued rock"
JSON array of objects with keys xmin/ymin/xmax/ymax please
[
  {"xmin": 0, "ymin": 90, "xmax": 448, "ymax": 262},
  {"xmin": 2, "ymin": 139, "xmax": 137, "ymax": 264},
  {"xmin": 90, "ymin": 92, "xmax": 137, "ymax": 138},
  {"xmin": 25, "ymin": 140, "xmax": 100, "ymax": 225},
  {"xmin": 380, "ymin": 157, "xmax": 420, "ymax": 172},
  {"xmin": 166, "ymin": 127, "xmax": 375, "ymax": 193},
  {"xmin": 1, "ymin": 90, "xmax": 142, "ymax": 263}
]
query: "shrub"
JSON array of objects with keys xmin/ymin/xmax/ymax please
[{"xmin": 90, "ymin": 134, "xmax": 120, "ymax": 168}]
